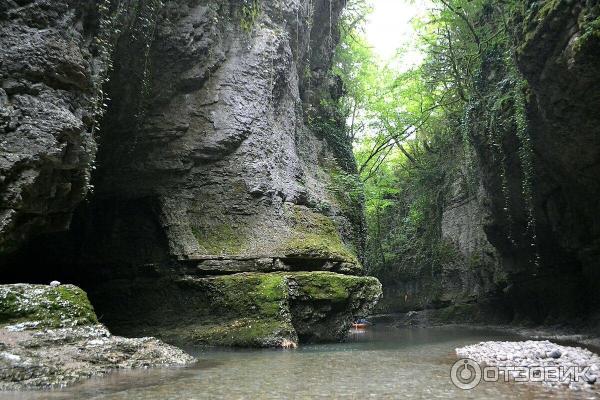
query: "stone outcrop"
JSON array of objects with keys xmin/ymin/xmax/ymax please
[
  {"xmin": 374, "ymin": 146, "xmax": 508, "ymax": 318},
  {"xmin": 90, "ymin": 272, "xmax": 381, "ymax": 347},
  {"xmin": 0, "ymin": 284, "xmax": 195, "ymax": 390},
  {"xmin": 0, "ymin": 0, "xmax": 381, "ymax": 348}
]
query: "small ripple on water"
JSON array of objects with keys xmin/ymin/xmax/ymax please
[{"xmin": 4, "ymin": 326, "xmax": 598, "ymax": 400}]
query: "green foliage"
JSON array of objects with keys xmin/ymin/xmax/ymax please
[
  {"xmin": 334, "ymin": 0, "xmax": 542, "ymax": 282},
  {"xmin": 307, "ymin": 99, "xmax": 357, "ymax": 173},
  {"xmin": 240, "ymin": 0, "xmax": 261, "ymax": 33},
  {"xmin": 93, "ymin": 0, "xmax": 163, "ymax": 129}
]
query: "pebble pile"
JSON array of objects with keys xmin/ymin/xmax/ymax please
[{"xmin": 457, "ymin": 340, "xmax": 600, "ymax": 392}]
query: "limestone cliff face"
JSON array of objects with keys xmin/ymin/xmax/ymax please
[
  {"xmin": 0, "ymin": 0, "xmax": 380, "ymax": 347},
  {"xmin": 0, "ymin": 1, "xmax": 110, "ymax": 254},
  {"xmin": 374, "ymin": 146, "xmax": 507, "ymax": 319},
  {"xmin": 75, "ymin": 0, "xmax": 363, "ymax": 273}
]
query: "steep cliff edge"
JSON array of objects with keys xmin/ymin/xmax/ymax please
[{"xmin": 0, "ymin": 0, "xmax": 381, "ymax": 347}]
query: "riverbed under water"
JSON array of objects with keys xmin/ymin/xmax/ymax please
[{"xmin": 5, "ymin": 326, "xmax": 598, "ymax": 399}]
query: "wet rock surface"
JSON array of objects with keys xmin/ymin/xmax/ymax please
[
  {"xmin": 0, "ymin": 284, "xmax": 195, "ymax": 390},
  {"xmin": 457, "ymin": 340, "xmax": 600, "ymax": 392},
  {"xmin": 0, "ymin": 324, "xmax": 194, "ymax": 390}
]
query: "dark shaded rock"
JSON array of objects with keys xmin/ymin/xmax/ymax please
[
  {"xmin": 470, "ymin": 0, "xmax": 600, "ymax": 324},
  {"xmin": 0, "ymin": 0, "xmax": 113, "ymax": 254},
  {"xmin": 87, "ymin": 272, "xmax": 382, "ymax": 348},
  {"xmin": 378, "ymin": 0, "xmax": 600, "ymax": 327},
  {"xmin": 0, "ymin": 0, "xmax": 380, "ymax": 349}
]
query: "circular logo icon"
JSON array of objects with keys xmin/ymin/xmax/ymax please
[{"xmin": 450, "ymin": 358, "xmax": 482, "ymax": 390}]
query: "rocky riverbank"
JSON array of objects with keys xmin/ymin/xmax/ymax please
[
  {"xmin": 457, "ymin": 340, "xmax": 600, "ymax": 392},
  {"xmin": 0, "ymin": 284, "xmax": 195, "ymax": 390}
]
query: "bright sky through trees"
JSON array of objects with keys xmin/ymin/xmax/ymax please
[{"xmin": 365, "ymin": 0, "xmax": 431, "ymax": 68}]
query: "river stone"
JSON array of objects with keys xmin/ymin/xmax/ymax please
[{"xmin": 0, "ymin": 284, "xmax": 98, "ymax": 329}]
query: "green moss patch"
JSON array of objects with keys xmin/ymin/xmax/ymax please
[
  {"xmin": 285, "ymin": 272, "xmax": 382, "ymax": 342},
  {"xmin": 287, "ymin": 271, "xmax": 374, "ymax": 302},
  {"xmin": 159, "ymin": 272, "xmax": 381, "ymax": 347},
  {"xmin": 279, "ymin": 205, "xmax": 358, "ymax": 263},
  {"xmin": 189, "ymin": 318, "xmax": 296, "ymax": 347},
  {"xmin": 0, "ymin": 284, "xmax": 98, "ymax": 329},
  {"xmin": 201, "ymin": 273, "xmax": 290, "ymax": 317},
  {"xmin": 176, "ymin": 273, "xmax": 297, "ymax": 347}
]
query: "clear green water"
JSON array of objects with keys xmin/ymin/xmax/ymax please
[{"xmin": 5, "ymin": 326, "xmax": 598, "ymax": 399}]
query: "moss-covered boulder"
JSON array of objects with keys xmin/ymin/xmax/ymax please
[
  {"xmin": 178, "ymin": 273, "xmax": 298, "ymax": 347},
  {"xmin": 187, "ymin": 272, "xmax": 382, "ymax": 346},
  {"xmin": 287, "ymin": 272, "xmax": 382, "ymax": 342},
  {"xmin": 91, "ymin": 272, "xmax": 382, "ymax": 347},
  {"xmin": 0, "ymin": 284, "xmax": 98, "ymax": 329},
  {"xmin": 0, "ymin": 284, "xmax": 195, "ymax": 390}
]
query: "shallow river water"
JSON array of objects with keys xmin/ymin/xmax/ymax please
[{"xmin": 5, "ymin": 326, "xmax": 599, "ymax": 399}]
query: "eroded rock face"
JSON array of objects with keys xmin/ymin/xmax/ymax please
[
  {"xmin": 81, "ymin": 0, "xmax": 362, "ymax": 268},
  {"xmin": 1, "ymin": 1, "xmax": 379, "ymax": 346},
  {"xmin": 470, "ymin": 0, "xmax": 600, "ymax": 323},
  {"xmin": 379, "ymin": 1, "xmax": 600, "ymax": 327},
  {"xmin": 373, "ymin": 144, "xmax": 509, "ymax": 318},
  {"xmin": 0, "ymin": 1, "xmax": 112, "ymax": 254},
  {"xmin": 0, "ymin": 284, "xmax": 195, "ymax": 390}
]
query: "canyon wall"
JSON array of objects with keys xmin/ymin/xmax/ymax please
[
  {"xmin": 0, "ymin": 0, "xmax": 111, "ymax": 254},
  {"xmin": 0, "ymin": 0, "xmax": 381, "ymax": 347},
  {"xmin": 376, "ymin": 0, "xmax": 600, "ymax": 328}
]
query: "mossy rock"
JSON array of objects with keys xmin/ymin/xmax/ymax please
[
  {"xmin": 196, "ymin": 273, "xmax": 291, "ymax": 319},
  {"xmin": 279, "ymin": 205, "xmax": 359, "ymax": 264},
  {"xmin": 149, "ymin": 272, "xmax": 381, "ymax": 347},
  {"xmin": 286, "ymin": 272, "xmax": 382, "ymax": 342},
  {"xmin": 192, "ymin": 224, "xmax": 249, "ymax": 255},
  {"xmin": 287, "ymin": 271, "xmax": 381, "ymax": 303},
  {"xmin": 0, "ymin": 284, "xmax": 98, "ymax": 329},
  {"xmin": 167, "ymin": 273, "xmax": 298, "ymax": 347},
  {"xmin": 189, "ymin": 318, "xmax": 297, "ymax": 347}
]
